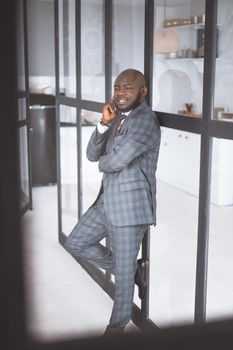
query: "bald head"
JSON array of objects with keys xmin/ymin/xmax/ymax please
[
  {"xmin": 116, "ymin": 69, "xmax": 147, "ymax": 89},
  {"xmin": 113, "ymin": 69, "xmax": 148, "ymax": 112}
]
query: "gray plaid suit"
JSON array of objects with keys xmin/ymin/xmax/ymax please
[{"xmin": 65, "ymin": 101, "xmax": 161, "ymax": 332}]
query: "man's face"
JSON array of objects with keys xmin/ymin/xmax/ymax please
[{"xmin": 113, "ymin": 73, "xmax": 147, "ymax": 112}]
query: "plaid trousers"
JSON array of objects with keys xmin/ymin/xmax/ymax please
[{"xmin": 64, "ymin": 194, "xmax": 147, "ymax": 331}]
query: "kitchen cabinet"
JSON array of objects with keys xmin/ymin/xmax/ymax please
[
  {"xmin": 157, "ymin": 128, "xmax": 233, "ymax": 206},
  {"xmin": 157, "ymin": 127, "xmax": 200, "ymax": 197}
]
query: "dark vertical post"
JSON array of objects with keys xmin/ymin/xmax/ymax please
[
  {"xmin": 0, "ymin": 0, "xmax": 26, "ymax": 348},
  {"xmin": 144, "ymin": 0, "xmax": 154, "ymax": 106},
  {"xmin": 195, "ymin": 0, "xmax": 218, "ymax": 324},
  {"xmin": 104, "ymin": 0, "xmax": 113, "ymax": 282},
  {"xmin": 105, "ymin": 0, "xmax": 112, "ymax": 102},
  {"xmin": 76, "ymin": 0, "xmax": 82, "ymax": 219},
  {"xmin": 141, "ymin": 0, "xmax": 154, "ymax": 320},
  {"xmin": 63, "ymin": 0, "xmax": 69, "ymax": 80},
  {"xmin": 23, "ymin": 0, "xmax": 33, "ymax": 210},
  {"xmin": 54, "ymin": 0, "xmax": 63, "ymax": 238}
]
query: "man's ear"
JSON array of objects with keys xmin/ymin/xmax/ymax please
[{"xmin": 141, "ymin": 86, "xmax": 148, "ymax": 97}]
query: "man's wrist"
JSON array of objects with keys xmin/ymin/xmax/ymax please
[{"xmin": 100, "ymin": 120, "xmax": 111, "ymax": 127}]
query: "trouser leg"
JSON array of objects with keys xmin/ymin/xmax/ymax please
[
  {"xmin": 65, "ymin": 197, "xmax": 147, "ymax": 332},
  {"xmin": 64, "ymin": 199, "xmax": 114, "ymax": 272},
  {"xmin": 105, "ymin": 223, "xmax": 147, "ymax": 331}
]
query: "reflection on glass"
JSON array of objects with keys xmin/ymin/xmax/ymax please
[
  {"xmin": 19, "ymin": 126, "xmax": 29, "ymax": 208},
  {"xmin": 153, "ymin": 0, "xmax": 205, "ymax": 117},
  {"xmin": 213, "ymin": 0, "xmax": 233, "ymax": 122},
  {"xmin": 149, "ymin": 127, "xmax": 200, "ymax": 327},
  {"xmin": 18, "ymin": 98, "xmax": 27, "ymax": 121},
  {"xmin": 60, "ymin": 105, "xmax": 78, "ymax": 235},
  {"xmin": 81, "ymin": 111, "xmax": 102, "ymax": 212},
  {"xmin": 81, "ymin": 0, "xmax": 105, "ymax": 102},
  {"xmin": 207, "ymin": 137, "xmax": 233, "ymax": 320},
  {"xmin": 112, "ymin": 0, "xmax": 144, "ymax": 85},
  {"xmin": 17, "ymin": 0, "xmax": 26, "ymax": 91},
  {"xmin": 81, "ymin": 109, "xmax": 100, "ymax": 126},
  {"xmin": 60, "ymin": 104, "xmax": 76, "ymax": 123},
  {"xmin": 59, "ymin": 0, "xmax": 76, "ymax": 97}
]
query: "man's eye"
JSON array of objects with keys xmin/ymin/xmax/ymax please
[
  {"xmin": 125, "ymin": 86, "xmax": 133, "ymax": 91},
  {"xmin": 114, "ymin": 86, "xmax": 134, "ymax": 92}
]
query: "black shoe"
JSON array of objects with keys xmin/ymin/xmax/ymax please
[{"xmin": 135, "ymin": 258, "xmax": 149, "ymax": 300}]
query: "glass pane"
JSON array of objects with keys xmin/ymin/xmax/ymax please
[
  {"xmin": 59, "ymin": 0, "xmax": 76, "ymax": 97},
  {"xmin": 81, "ymin": 0, "xmax": 105, "ymax": 102},
  {"xmin": 60, "ymin": 104, "xmax": 76, "ymax": 123},
  {"xmin": 16, "ymin": 0, "xmax": 26, "ymax": 91},
  {"xmin": 112, "ymin": 0, "xmax": 145, "ymax": 82},
  {"xmin": 59, "ymin": 105, "xmax": 78, "ymax": 235},
  {"xmin": 149, "ymin": 127, "xmax": 201, "ymax": 326},
  {"xmin": 212, "ymin": 0, "xmax": 233, "ymax": 122},
  {"xmin": 18, "ymin": 97, "xmax": 27, "ymax": 121},
  {"xmin": 81, "ymin": 110, "xmax": 102, "ymax": 213},
  {"xmin": 153, "ymin": 0, "xmax": 206, "ymax": 117},
  {"xmin": 207, "ymin": 137, "xmax": 233, "ymax": 320},
  {"xmin": 19, "ymin": 126, "xmax": 29, "ymax": 208}
]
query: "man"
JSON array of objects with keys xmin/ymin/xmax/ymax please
[{"xmin": 64, "ymin": 69, "xmax": 161, "ymax": 335}]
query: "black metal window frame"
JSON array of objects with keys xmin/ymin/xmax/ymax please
[
  {"xmin": 17, "ymin": 0, "xmax": 32, "ymax": 216},
  {"xmin": 54, "ymin": 0, "xmax": 233, "ymax": 332}
]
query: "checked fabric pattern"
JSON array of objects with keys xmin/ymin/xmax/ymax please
[
  {"xmin": 64, "ymin": 195, "xmax": 147, "ymax": 329},
  {"xmin": 65, "ymin": 100, "xmax": 161, "ymax": 331},
  {"xmin": 87, "ymin": 101, "xmax": 161, "ymax": 227}
]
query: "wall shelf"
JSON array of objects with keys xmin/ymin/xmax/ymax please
[{"xmin": 165, "ymin": 23, "xmax": 205, "ymax": 30}]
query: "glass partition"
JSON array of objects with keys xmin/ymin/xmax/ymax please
[
  {"xmin": 81, "ymin": 110, "xmax": 102, "ymax": 213},
  {"xmin": 59, "ymin": 0, "xmax": 76, "ymax": 97},
  {"xmin": 153, "ymin": 0, "xmax": 206, "ymax": 117},
  {"xmin": 112, "ymin": 0, "xmax": 145, "ymax": 86},
  {"xmin": 81, "ymin": 0, "xmax": 105, "ymax": 102},
  {"xmin": 149, "ymin": 127, "xmax": 201, "ymax": 326},
  {"xmin": 18, "ymin": 97, "xmax": 27, "ymax": 121},
  {"xmin": 59, "ymin": 105, "xmax": 78, "ymax": 235},
  {"xmin": 19, "ymin": 126, "xmax": 29, "ymax": 209},
  {"xmin": 212, "ymin": 0, "xmax": 233, "ymax": 122},
  {"xmin": 17, "ymin": 0, "xmax": 26, "ymax": 91},
  {"xmin": 206, "ymin": 0, "xmax": 233, "ymax": 320},
  {"xmin": 207, "ymin": 137, "xmax": 233, "ymax": 320}
]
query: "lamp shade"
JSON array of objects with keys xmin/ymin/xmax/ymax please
[{"xmin": 154, "ymin": 28, "xmax": 181, "ymax": 53}]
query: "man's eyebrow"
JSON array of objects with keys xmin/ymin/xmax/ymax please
[{"xmin": 114, "ymin": 83, "xmax": 133, "ymax": 87}]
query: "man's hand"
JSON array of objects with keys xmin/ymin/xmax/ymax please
[{"xmin": 101, "ymin": 100, "xmax": 117, "ymax": 125}]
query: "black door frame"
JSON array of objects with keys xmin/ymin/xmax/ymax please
[
  {"xmin": 54, "ymin": 0, "xmax": 233, "ymax": 331},
  {"xmin": 3, "ymin": 0, "xmax": 233, "ymax": 349},
  {"xmin": 18, "ymin": 0, "xmax": 32, "ymax": 216}
]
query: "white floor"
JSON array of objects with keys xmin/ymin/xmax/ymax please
[
  {"xmin": 22, "ymin": 185, "xmax": 138, "ymax": 342},
  {"xmin": 21, "ymin": 182, "xmax": 233, "ymax": 342}
]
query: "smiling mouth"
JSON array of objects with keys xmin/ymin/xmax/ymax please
[{"xmin": 117, "ymin": 98, "xmax": 127, "ymax": 104}]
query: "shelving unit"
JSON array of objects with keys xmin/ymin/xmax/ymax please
[
  {"xmin": 165, "ymin": 23, "xmax": 205, "ymax": 30},
  {"xmin": 167, "ymin": 21, "xmax": 205, "ymax": 59}
]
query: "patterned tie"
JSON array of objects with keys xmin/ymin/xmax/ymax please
[{"xmin": 115, "ymin": 114, "xmax": 127, "ymax": 136}]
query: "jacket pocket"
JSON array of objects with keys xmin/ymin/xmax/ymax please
[{"xmin": 119, "ymin": 179, "xmax": 149, "ymax": 192}]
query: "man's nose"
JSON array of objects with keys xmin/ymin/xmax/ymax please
[{"xmin": 117, "ymin": 87, "xmax": 126, "ymax": 95}]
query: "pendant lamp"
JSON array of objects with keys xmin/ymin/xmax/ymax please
[{"xmin": 154, "ymin": 0, "xmax": 181, "ymax": 54}]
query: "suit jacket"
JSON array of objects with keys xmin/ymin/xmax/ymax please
[{"xmin": 86, "ymin": 101, "xmax": 161, "ymax": 227}]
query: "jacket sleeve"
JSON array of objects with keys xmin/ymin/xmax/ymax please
[
  {"xmin": 86, "ymin": 127, "xmax": 109, "ymax": 162},
  {"xmin": 98, "ymin": 113, "xmax": 160, "ymax": 173}
]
